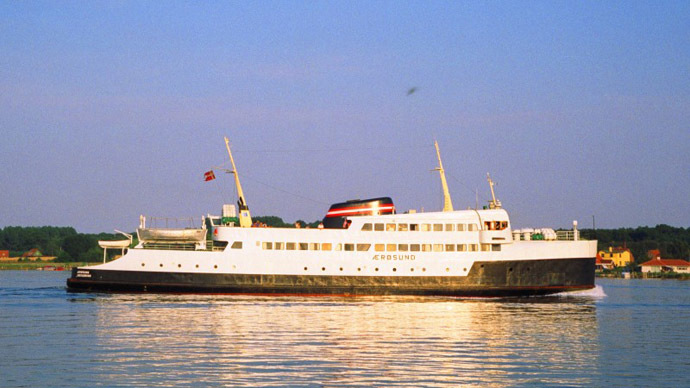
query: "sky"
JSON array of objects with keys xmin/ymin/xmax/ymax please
[{"xmin": 1, "ymin": 1, "xmax": 689, "ymax": 233}]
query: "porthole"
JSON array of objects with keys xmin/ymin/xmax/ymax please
[
  {"xmin": 393, "ymin": 268, "xmax": 397, "ymax": 272},
  {"xmin": 178, "ymin": 264, "xmax": 182, "ymax": 268},
  {"xmin": 214, "ymin": 265, "xmax": 218, "ymax": 269},
  {"xmin": 304, "ymin": 267, "xmax": 308, "ymax": 271},
  {"xmin": 141, "ymin": 263, "xmax": 145, "ymax": 267},
  {"xmin": 339, "ymin": 267, "xmax": 343, "ymax": 271},
  {"xmin": 422, "ymin": 268, "xmax": 426, "ymax": 272},
  {"xmin": 480, "ymin": 264, "xmax": 484, "ymax": 268},
  {"xmin": 446, "ymin": 268, "xmax": 450, "ymax": 272},
  {"xmin": 159, "ymin": 264, "xmax": 163, "ymax": 267},
  {"xmin": 357, "ymin": 267, "xmax": 361, "ymax": 272},
  {"xmin": 322, "ymin": 267, "xmax": 326, "ymax": 271},
  {"xmin": 410, "ymin": 268, "xmax": 414, "ymax": 272},
  {"xmin": 375, "ymin": 268, "xmax": 379, "ymax": 272},
  {"xmin": 463, "ymin": 268, "xmax": 467, "ymax": 272},
  {"xmin": 508, "ymin": 267, "xmax": 513, "ymax": 272},
  {"xmin": 196, "ymin": 264, "xmax": 199, "ymax": 268}
]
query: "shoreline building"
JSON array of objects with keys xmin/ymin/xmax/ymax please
[
  {"xmin": 640, "ymin": 254, "xmax": 690, "ymax": 274},
  {"xmin": 598, "ymin": 246, "xmax": 634, "ymax": 268},
  {"xmin": 595, "ymin": 252, "xmax": 614, "ymax": 271}
]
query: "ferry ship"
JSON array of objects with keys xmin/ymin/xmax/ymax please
[{"xmin": 67, "ymin": 138, "xmax": 596, "ymax": 297}]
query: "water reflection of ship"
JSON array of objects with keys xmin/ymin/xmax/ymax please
[{"xmin": 90, "ymin": 295, "xmax": 599, "ymax": 386}]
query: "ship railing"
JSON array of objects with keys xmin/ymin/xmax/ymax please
[
  {"xmin": 514, "ymin": 228, "xmax": 583, "ymax": 241},
  {"xmin": 140, "ymin": 240, "xmax": 226, "ymax": 252},
  {"xmin": 141, "ymin": 242, "xmax": 199, "ymax": 251},
  {"xmin": 556, "ymin": 230, "xmax": 580, "ymax": 241}
]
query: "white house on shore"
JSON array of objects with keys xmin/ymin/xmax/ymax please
[{"xmin": 639, "ymin": 258, "xmax": 690, "ymax": 274}]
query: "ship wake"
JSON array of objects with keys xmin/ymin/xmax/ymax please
[{"xmin": 556, "ymin": 284, "xmax": 606, "ymax": 299}]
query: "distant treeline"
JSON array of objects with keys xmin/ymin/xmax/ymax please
[
  {"xmin": 580, "ymin": 224, "xmax": 690, "ymax": 262},
  {"xmin": 0, "ymin": 226, "xmax": 121, "ymax": 262},
  {"xmin": 1, "ymin": 223, "xmax": 687, "ymax": 263},
  {"xmin": 251, "ymin": 216, "xmax": 321, "ymax": 228}
]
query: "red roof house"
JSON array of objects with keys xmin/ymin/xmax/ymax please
[
  {"xmin": 640, "ymin": 258, "xmax": 690, "ymax": 273},
  {"xmin": 647, "ymin": 249, "xmax": 661, "ymax": 260},
  {"xmin": 595, "ymin": 253, "xmax": 614, "ymax": 271},
  {"xmin": 21, "ymin": 248, "xmax": 44, "ymax": 258}
]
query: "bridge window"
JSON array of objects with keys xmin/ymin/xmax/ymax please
[
  {"xmin": 310, "ymin": 243, "xmax": 320, "ymax": 251},
  {"xmin": 457, "ymin": 223, "xmax": 466, "ymax": 231},
  {"xmin": 361, "ymin": 223, "xmax": 372, "ymax": 231},
  {"xmin": 322, "ymin": 243, "xmax": 332, "ymax": 251},
  {"xmin": 356, "ymin": 244, "xmax": 371, "ymax": 251},
  {"xmin": 484, "ymin": 221, "xmax": 508, "ymax": 231},
  {"xmin": 274, "ymin": 242, "xmax": 283, "ymax": 250},
  {"xmin": 433, "ymin": 244, "xmax": 443, "ymax": 252},
  {"xmin": 398, "ymin": 244, "xmax": 408, "ymax": 252},
  {"xmin": 398, "ymin": 223, "xmax": 408, "ymax": 231},
  {"xmin": 231, "ymin": 241, "xmax": 243, "ymax": 249},
  {"xmin": 421, "ymin": 224, "xmax": 431, "ymax": 231},
  {"xmin": 374, "ymin": 223, "xmax": 384, "ymax": 231},
  {"xmin": 262, "ymin": 242, "xmax": 273, "ymax": 250},
  {"xmin": 410, "ymin": 224, "xmax": 419, "ymax": 231},
  {"xmin": 445, "ymin": 244, "xmax": 455, "ymax": 252},
  {"xmin": 445, "ymin": 224, "xmax": 455, "ymax": 231},
  {"xmin": 468, "ymin": 244, "xmax": 478, "ymax": 251},
  {"xmin": 492, "ymin": 244, "xmax": 501, "ymax": 251},
  {"xmin": 410, "ymin": 244, "xmax": 420, "ymax": 252},
  {"xmin": 387, "ymin": 244, "xmax": 396, "ymax": 252},
  {"xmin": 375, "ymin": 244, "xmax": 385, "ymax": 252},
  {"xmin": 386, "ymin": 223, "xmax": 396, "ymax": 232},
  {"xmin": 299, "ymin": 243, "xmax": 308, "ymax": 250},
  {"xmin": 457, "ymin": 244, "xmax": 467, "ymax": 251},
  {"xmin": 433, "ymin": 224, "xmax": 443, "ymax": 232},
  {"xmin": 344, "ymin": 243, "xmax": 354, "ymax": 251},
  {"xmin": 422, "ymin": 244, "xmax": 432, "ymax": 252},
  {"xmin": 469, "ymin": 224, "xmax": 478, "ymax": 231},
  {"xmin": 481, "ymin": 244, "xmax": 491, "ymax": 251},
  {"xmin": 286, "ymin": 242, "xmax": 296, "ymax": 250}
]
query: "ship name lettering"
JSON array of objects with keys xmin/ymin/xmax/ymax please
[{"xmin": 372, "ymin": 254, "xmax": 416, "ymax": 261}]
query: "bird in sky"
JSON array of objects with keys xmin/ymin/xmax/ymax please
[{"xmin": 406, "ymin": 87, "xmax": 418, "ymax": 96}]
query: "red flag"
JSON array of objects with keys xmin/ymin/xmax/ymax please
[{"xmin": 204, "ymin": 170, "xmax": 216, "ymax": 181}]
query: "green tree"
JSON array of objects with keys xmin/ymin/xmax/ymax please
[
  {"xmin": 55, "ymin": 250, "xmax": 72, "ymax": 262},
  {"xmin": 62, "ymin": 234, "xmax": 97, "ymax": 261},
  {"xmin": 253, "ymin": 216, "xmax": 291, "ymax": 228},
  {"xmin": 83, "ymin": 246, "xmax": 103, "ymax": 262}
]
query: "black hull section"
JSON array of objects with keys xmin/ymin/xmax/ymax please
[{"xmin": 67, "ymin": 258, "xmax": 595, "ymax": 297}]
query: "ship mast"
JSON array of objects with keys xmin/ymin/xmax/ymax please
[
  {"xmin": 224, "ymin": 137, "xmax": 252, "ymax": 228},
  {"xmin": 487, "ymin": 173, "xmax": 501, "ymax": 209},
  {"xmin": 433, "ymin": 140, "xmax": 454, "ymax": 212}
]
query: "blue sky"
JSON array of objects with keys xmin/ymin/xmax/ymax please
[{"xmin": 1, "ymin": 1, "xmax": 688, "ymax": 233}]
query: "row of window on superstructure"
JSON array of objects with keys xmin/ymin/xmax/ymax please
[
  {"xmin": 257, "ymin": 241, "xmax": 501, "ymax": 252},
  {"xmin": 360, "ymin": 222, "xmax": 486, "ymax": 232}
]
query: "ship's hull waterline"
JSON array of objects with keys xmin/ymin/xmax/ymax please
[{"xmin": 67, "ymin": 257, "xmax": 595, "ymax": 297}]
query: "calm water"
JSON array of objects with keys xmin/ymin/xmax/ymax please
[{"xmin": 1, "ymin": 272, "xmax": 688, "ymax": 387}]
